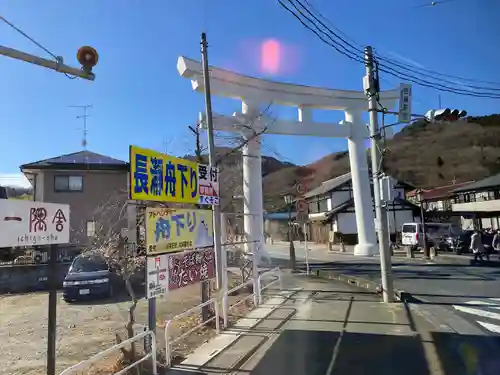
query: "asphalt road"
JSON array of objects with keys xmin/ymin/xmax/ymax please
[{"xmin": 264, "ymin": 243, "xmax": 500, "ymax": 339}]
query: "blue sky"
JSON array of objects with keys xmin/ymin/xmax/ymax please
[{"xmin": 1, "ymin": 0, "xmax": 500, "ymax": 187}]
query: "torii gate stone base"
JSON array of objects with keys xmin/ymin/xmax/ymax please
[{"xmin": 177, "ymin": 56, "xmax": 399, "ymax": 257}]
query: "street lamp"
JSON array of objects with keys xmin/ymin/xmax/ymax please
[
  {"xmin": 416, "ymin": 189, "xmax": 430, "ymax": 259},
  {"xmin": 283, "ymin": 193, "xmax": 296, "ymax": 270}
]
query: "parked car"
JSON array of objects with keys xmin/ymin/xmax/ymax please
[{"xmin": 62, "ymin": 253, "xmax": 121, "ymax": 302}]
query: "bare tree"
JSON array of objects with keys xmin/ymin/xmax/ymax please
[{"xmin": 80, "ymin": 189, "xmax": 147, "ymax": 364}]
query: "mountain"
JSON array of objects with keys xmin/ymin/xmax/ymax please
[
  {"xmin": 261, "ymin": 114, "xmax": 500, "ymax": 210},
  {"xmin": 184, "ymin": 147, "xmax": 295, "ymax": 211}
]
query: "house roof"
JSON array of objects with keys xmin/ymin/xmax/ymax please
[
  {"xmin": 304, "ymin": 172, "xmax": 415, "ymax": 199},
  {"xmin": 325, "ymin": 197, "xmax": 419, "ymax": 220},
  {"xmin": 304, "ymin": 173, "xmax": 352, "ymax": 199},
  {"xmin": 20, "ymin": 150, "xmax": 129, "ymax": 171},
  {"xmin": 452, "ymin": 173, "xmax": 500, "ymax": 193},
  {"xmin": 407, "ymin": 181, "xmax": 475, "ymax": 200}
]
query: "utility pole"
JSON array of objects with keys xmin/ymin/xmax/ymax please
[
  {"xmin": 189, "ymin": 125, "xmax": 211, "ymax": 322},
  {"xmin": 365, "ymin": 46, "xmax": 394, "ymax": 303},
  {"xmin": 69, "ymin": 104, "xmax": 92, "ymax": 149},
  {"xmin": 200, "ymin": 33, "xmax": 226, "ymax": 294}
]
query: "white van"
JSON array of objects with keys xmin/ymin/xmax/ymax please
[{"xmin": 401, "ymin": 222, "xmax": 462, "ymax": 249}]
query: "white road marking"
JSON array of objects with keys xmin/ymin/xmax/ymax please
[
  {"xmin": 453, "ymin": 298, "xmax": 500, "ymax": 334},
  {"xmin": 465, "ymin": 300, "xmax": 500, "ymax": 309},
  {"xmin": 477, "ymin": 321, "xmax": 500, "ymax": 334},
  {"xmin": 452, "ymin": 305, "xmax": 500, "ymax": 320}
]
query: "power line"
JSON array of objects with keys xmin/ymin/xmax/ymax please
[
  {"xmin": 0, "ymin": 14, "xmax": 77, "ymax": 79},
  {"xmin": 286, "ymin": 0, "xmax": 500, "ymax": 96},
  {"xmin": 302, "ymin": 0, "xmax": 500, "ymax": 87},
  {"xmin": 279, "ymin": 0, "xmax": 500, "ymax": 98}
]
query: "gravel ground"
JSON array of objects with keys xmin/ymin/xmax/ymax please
[{"xmin": 0, "ymin": 272, "xmax": 255, "ymax": 375}]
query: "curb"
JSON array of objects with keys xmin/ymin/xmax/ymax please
[{"xmin": 313, "ymin": 268, "xmax": 431, "ymax": 305}]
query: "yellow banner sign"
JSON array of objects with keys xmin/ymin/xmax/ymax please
[
  {"xmin": 129, "ymin": 145, "xmax": 220, "ymax": 205},
  {"xmin": 145, "ymin": 208, "xmax": 214, "ymax": 255}
]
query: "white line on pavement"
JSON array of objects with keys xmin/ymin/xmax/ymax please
[
  {"xmin": 477, "ymin": 321, "xmax": 500, "ymax": 334},
  {"xmin": 453, "ymin": 305, "xmax": 500, "ymax": 320},
  {"xmin": 465, "ymin": 300, "xmax": 500, "ymax": 309}
]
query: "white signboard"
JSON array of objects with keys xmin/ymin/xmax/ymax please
[
  {"xmin": 398, "ymin": 83, "xmax": 412, "ymax": 124},
  {"xmin": 0, "ymin": 200, "xmax": 70, "ymax": 247},
  {"xmin": 198, "ymin": 164, "xmax": 219, "ymax": 206},
  {"xmin": 146, "ymin": 254, "xmax": 168, "ymax": 299}
]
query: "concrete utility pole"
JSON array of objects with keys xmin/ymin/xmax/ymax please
[
  {"xmin": 200, "ymin": 32, "xmax": 226, "ymax": 293},
  {"xmin": 365, "ymin": 46, "xmax": 394, "ymax": 303},
  {"xmin": 189, "ymin": 125, "xmax": 212, "ymax": 322}
]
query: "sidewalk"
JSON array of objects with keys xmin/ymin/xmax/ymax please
[
  {"xmin": 167, "ymin": 273, "xmax": 493, "ymax": 375},
  {"xmin": 268, "ymin": 240, "xmax": 500, "ymax": 267}
]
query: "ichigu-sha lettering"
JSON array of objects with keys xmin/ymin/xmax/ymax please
[{"xmin": 17, "ymin": 233, "xmax": 59, "ymax": 245}]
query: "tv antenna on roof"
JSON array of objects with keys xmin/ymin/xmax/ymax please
[{"xmin": 69, "ymin": 104, "xmax": 92, "ymax": 149}]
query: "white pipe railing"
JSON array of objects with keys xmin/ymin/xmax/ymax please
[
  {"xmin": 59, "ymin": 330, "xmax": 157, "ymax": 375},
  {"xmin": 221, "ymin": 277, "xmax": 257, "ymax": 328},
  {"xmin": 164, "ymin": 298, "xmax": 220, "ymax": 368},
  {"xmin": 257, "ymin": 267, "xmax": 281, "ymax": 305}
]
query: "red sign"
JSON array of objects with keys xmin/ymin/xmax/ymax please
[{"xmin": 167, "ymin": 248, "xmax": 216, "ymax": 291}]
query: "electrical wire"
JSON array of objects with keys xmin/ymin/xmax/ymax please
[
  {"xmin": 296, "ymin": 0, "xmax": 500, "ymax": 88},
  {"xmin": 0, "ymin": 14, "xmax": 77, "ymax": 79},
  {"xmin": 279, "ymin": 0, "xmax": 500, "ymax": 98},
  {"xmin": 286, "ymin": 0, "xmax": 500, "ymax": 97}
]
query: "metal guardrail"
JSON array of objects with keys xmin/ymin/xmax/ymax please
[
  {"xmin": 59, "ymin": 330, "xmax": 157, "ymax": 375},
  {"xmin": 164, "ymin": 298, "xmax": 220, "ymax": 368}
]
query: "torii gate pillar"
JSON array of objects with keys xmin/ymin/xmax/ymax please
[
  {"xmin": 241, "ymin": 101, "xmax": 264, "ymax": 259},
  {"xmin": 345, "ymin": 110, "xmax": 378, "ymax": 256}
]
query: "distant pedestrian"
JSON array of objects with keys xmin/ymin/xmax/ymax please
[
  {"xmin": 492, "ymin": 230, "xmax": 500, "ymax": 251},
  {"xmin": 470, "ymin": 230, "xmax": 485, "ymax": 263}
]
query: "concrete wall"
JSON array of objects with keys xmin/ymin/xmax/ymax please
[{"xmin": 0, "ymin": 263, "xmax": 71, "ymax": 294}]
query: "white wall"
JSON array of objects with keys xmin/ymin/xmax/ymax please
[
  {"xmin": 337, "ymin": 208, "xmax": 415, "ymax": 234},
  {"xmin": 387, "ymin": 209, "xmax": 415, "ymax": 233},
  {"xmin": 337, "ymin": 212, "xmax": 357, "ymax": 234},
  {"xmin": 453, "ymin": 199, "xmax": 500, "ymax": 212}
]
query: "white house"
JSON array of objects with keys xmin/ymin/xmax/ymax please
[{"xmin": 305, "ymin": 172, "xmax": 419, "ymax": 244}]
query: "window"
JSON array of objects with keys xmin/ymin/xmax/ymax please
[
  {"xmin": 402, "ymin": 224, "xmax": 416, "ymax": 233},
  {"xmin": 86, "ymin": 221, "xmax": 96, "ymax": 237},
  {"xmin": 318, "ymin": 199, "xmax": 328, "ymax": 213},
  {"xmin": 54, "ymin": 175, "xmax": 83, "ymax": 192}
]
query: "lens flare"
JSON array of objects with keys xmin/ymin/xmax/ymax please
[{"xmin": 260, "ymin": 39, "xmax": 281, "ymax": 74}]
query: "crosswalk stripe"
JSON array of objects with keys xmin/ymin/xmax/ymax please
[
  {"xmin": 465, "ymin": 300, "xmax": 500, "ymax": 309},
  {"xmin": 477, "ymin": 321, "xmax": 500, "ymax": 334},
  {"xmin": 453, "ymin": 305, "xmax": 500, "ymax": 320}
]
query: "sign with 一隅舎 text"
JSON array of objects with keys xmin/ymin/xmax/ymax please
[
  {"xmin": 168, "ymin": 248, "xmax": 215, "ymax": 291},
  {"xmin": 129, "ymin": 145, "xmax": 219, "ymax": 205},
  {"xmin": 146, "ymin": 253, "xmax": 168, "ymax": 299},
  {"xmin": 0, "ymin": 200, "xmax": 70, "ymax": 247},
  {"xmin": 145, "ymin": 208, "xmax": 214, "ymax": 255}
]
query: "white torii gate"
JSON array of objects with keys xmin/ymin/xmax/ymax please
[{"xmin": 177, "ymin": 56, "xmax": 399, "ymax": 257}]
